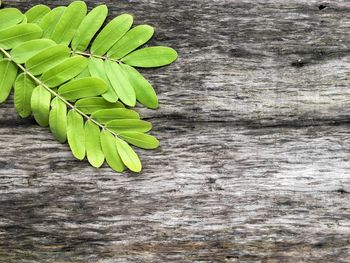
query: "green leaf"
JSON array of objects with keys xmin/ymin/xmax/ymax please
[
  {"xmin": 116, "ymin": 138, "xmax": 141, "ymax": 172},
  {"xmin": 105, "ymin": 60, "xmax": 136, "ymax": 107},
  {"xmin": 75, "ymin": 97, "xmax": 124, "ymax": 114},
  {"xmin": 39, "ymin": 7, "xmax": 66, "ymax": 38},
  {"xmin": 88, "ymin": 57, "xmax": 118, "ymax": 103},
  {"xmin": 71, "ymin": 5, "xmax": 108, "ymax": 52},
  {"xmin": 85, "ymin": 120, "xmax": 104, "ymax": 168},
  {"xmin": 119, "ymin": 132, "xmax": 159, "ymax": 149},
  {"xmin": 0, "ymin": 59, "xmax": 18, "ymax": 103},
  {"xmin": 11, "ymin": 39, "xmax": 56, "ymax": 64},
  {"xmin": 25, "ymin": 5, "xmax": 51, "ymax": 23},
  {"xmin": 121, "ymin": 46, "xmax": 178, "ymax": 68},
  {"xmin": 100, "ymin": 130, "xmax": 124, "ymax": 172},
  {"xmin": 91, "ymin": 109, "xmax": 140, "ymax": 124},
  {"xmin": 0, "ymin": 8, "xmax": 24, "ymax": 31},
  {"xmin": 58, "ymin": 77, "xmax": 108, "ymax": 101},
  {"xmin": 21, "ymin": 15, "xmax": 27, "ymax": 24},
  {"xmin": 41, "ymin": 56, "xmax": 88, "ymax": 87},
  {"xmin": 106, "ymin": 119, "xmax": 152, "ymax": 133},
  {"xmin": 67, "ymin": 110, "xmax": 85, "ymax": 160},
  {"xmin": 49, "ymin": 97, "xmax": 67, "ymax": 143},
  {"xmin": 91, "ymin": 14, "xmax": 133, "ymax": 56},
  {"xmin": 31, "ymin": 85, "xmax": 51, "ymax": 127},
  {"xmin": 51, "ymin": 1, "xmax": 87, "ymax": 45},
  {"xmin": 108, "ymin": 25, "xmax": 154, "ymax": 59},
  {"xmin": 25, "ymin": 45, "xmax": 70, "ymax": 76},
  {"xmin": 121, "ymin": 64, "xmax": 158, "ymax": 109},
  {"xmin": 74, "ymin": 67, "xmax": 90, "ymax": 79},
  {"xmin": 0, "ymin": 23, "xmax": 43, "ymax": 50},
  {"xmin": 14, "ymin": 73, "xmax": 35, "ymax": 118}
]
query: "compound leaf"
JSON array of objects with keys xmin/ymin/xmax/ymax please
[
  {"xmin": 106, "ymin": 119, "xmax": 152, "ymax": 133},
  {"xmin": 88, "ymin": 57, "xmax": 118, "ymax": 102},
  {"xmin": 121, "ymin": 46, "xmax": 178, "ymax": 68},
  {"xmin": 25, "ymin": 45, "xmax": 70, "ymax": 75},
  {"xmin": 41, "ymin": 55, "xmax": 88, "ymax": 87},
  {"xmin": 116, "ymin": 138, "xmax": 141, "ymax": 172},
  {"xmin": 101, "ymin": 130, "xmax": 124, "ymax": 172},
  {"xmin": 121, "ymin": 63, "xmax": 158, "ymax": 109},
  {"xmin": 0, "ymin": 8, "xmax": 24, "ymax": 31},
  {"xmin": 75, "ymin": 97, "xmax": 124, "ymax": 114},
  {"xmin": 71, "ymin": 5, "xmax": 108, "ymax": 52},
  {"xmin": 51, "ymin": 1, "xmax": 87, "ymax": 45},
  {"xmin": 85, "ymin": 120, "xmax": 104, "ymax": 168},
  {"xmin": 0, "ymin": 59, "xmax": 18, "ymax": 103},
  {"xmin": 58, "ymin": 77, "xmax": 108, "ymax": 101},
  {"xmin": 0, "ymin": 2, "xmax": 178, "ymax": 173},
  {"xmin": 105, "ymin": 60, "xmax": 136, "ymax": 107},
  {"xmin": 91, "ymin": 14, "xmax": 133, "ymax": 56},
  {"xmin": 31, "ymin": 85, "xmax": 51, "ymax": 127},
  {"xmin": 49, "ymin": 97, "xmax": 67, "ymax": 143},
  {"xmin": 39, "ymin": 6, "xmax": 66, "ymax": 38},
  {"xmin": 67, "ymin": 110, "xmax": 85, "ymax": 160},
  {"xmin": 91, "ymin": 108, "xmax": 140, "ymax": 124},
  {"xmin": 0, "ymin": 23, "xmax": 43, "ymax": 50},
  {"xmin": 108, "ymin": 25, "xmax": 154, "ymax": 59},
  {"xmin": 119, "ymin": 132, "xmax": 159, "ymax": 149},
  {"xmin": 11, "ymin": 38, "xmax": 56, "ymax": 64},
  {"xmin": 25, "ymin": 5, "xmax": 51, "ymax": 23},
  {"xmin": 14, "ymin": 73, "xmax": 35, "ymax": 118}
]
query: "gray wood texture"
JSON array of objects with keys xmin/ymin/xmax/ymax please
[{"xmin": 1, "ymin": 0, "xmax": 350, "ymax": 262}]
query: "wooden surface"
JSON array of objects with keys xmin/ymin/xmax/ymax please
[{"xmin": 1, "ymin": 0, "xmax": 350, "ymax": 262}]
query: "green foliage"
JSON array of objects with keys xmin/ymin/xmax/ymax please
[
  {"xmin": 31, "ymin": 85, "xmax": 51, "ymax": 127},
  {"xmin": 39, "ymin": 7, "xmax": 66, "ymax": 38},
  {"xmin": 11, "ymin": 39, "xmax": 56, "ymax": 63},
  {"xmin": 67, "ymin": 110, "xmax": 85, "ymax": 160},
  {"xmin": 41, "ymin": 56, "xmax": 88, "ymax": 87},
  {"xmin": 71, "ymin": 5, "xmax": 108, "ymax": 52},
  {"xmin": 25, "ymin": 45, "xmax": 71, "ymax": 75},
  {"xmin": 49, "ymin": 97, "xmax": 67, "ymax": 143},
  {"xmin": 85, "ymin": 120, "xmax": 104, "ymax": 168},
  {"xmin": 14, "ymin": 73, "xmax": 35, "ymax": 117},
  {"xmin": 51, "ymin": 1, "xmax": 87, "ymax": 45},
  {"xmin": 105, "ymin": 60, "xmax": 136, "ymax": 107},
  {"xmin": 25, "ymin": 5, "xmax": 50, "ymax": 23},
  {"xmin": 88, "ymin": 57, "xmax": 118, "ymax": 103},
  {"xmin": 101, "ymin": 130, "xmax": 125, "ymax": 172},
  {"xmin": 0, "ymin": 8, "xmax": 24, "ymax": 30},
  {"xmin": 0, "ymin": 1, "xmax": 177, "ymax": 173},
  {"xmin": 106, "ymin": 119, "xmax": 152, "ymax": 133},
  {"xmin": 0, "ymin": 24, "xmax": 42, "ymax": 50},
  {"xmin": 75, "ymin": 97, "xmax": 124, "ymax": 114},
  {"xmin": 91, "ymin": 109, "xmax": 140, "ymax": 124},
  {"xmin": 91, "ymin": 14, "xmax": 133, "ymax": 56},
  {"xmin": 121, "ymin": 46, "xmax": 178, "ymax": 68},
  {"xmin": 107, "ymin": 25, "xmax": 154, "ymax": 59},
  {"xmin": 0, "ymin": 59, "xmax": 17, "ymax": 103}
]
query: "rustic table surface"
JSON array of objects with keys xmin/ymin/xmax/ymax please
[{"xmin": 0, "ymin": 0, "xmax": 350, "ymax": 262}]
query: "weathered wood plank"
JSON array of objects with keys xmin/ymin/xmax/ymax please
[
  {"xmin": 0, "ymin": 0, "xmax": 350, "ymax": 262},
  {"xmin": 3, "ymin": 0, "xmax": 350, "ymax": 126},
  {"xmin": 0, "ymin": 123, "xmax": 350, "ymax": 262}
]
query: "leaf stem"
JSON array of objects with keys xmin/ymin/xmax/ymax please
[
  {"xmin": 73, "ymin": 50, "xmax": 121, "ymax": 63},
  {"xmin": 0, "ymin": 47, "xmax": 120, "ymax": 138}
]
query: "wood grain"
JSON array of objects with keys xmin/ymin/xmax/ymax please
[{"xmin": 0, "ymin": 0, "xmax": 350, "ymax": 262}]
